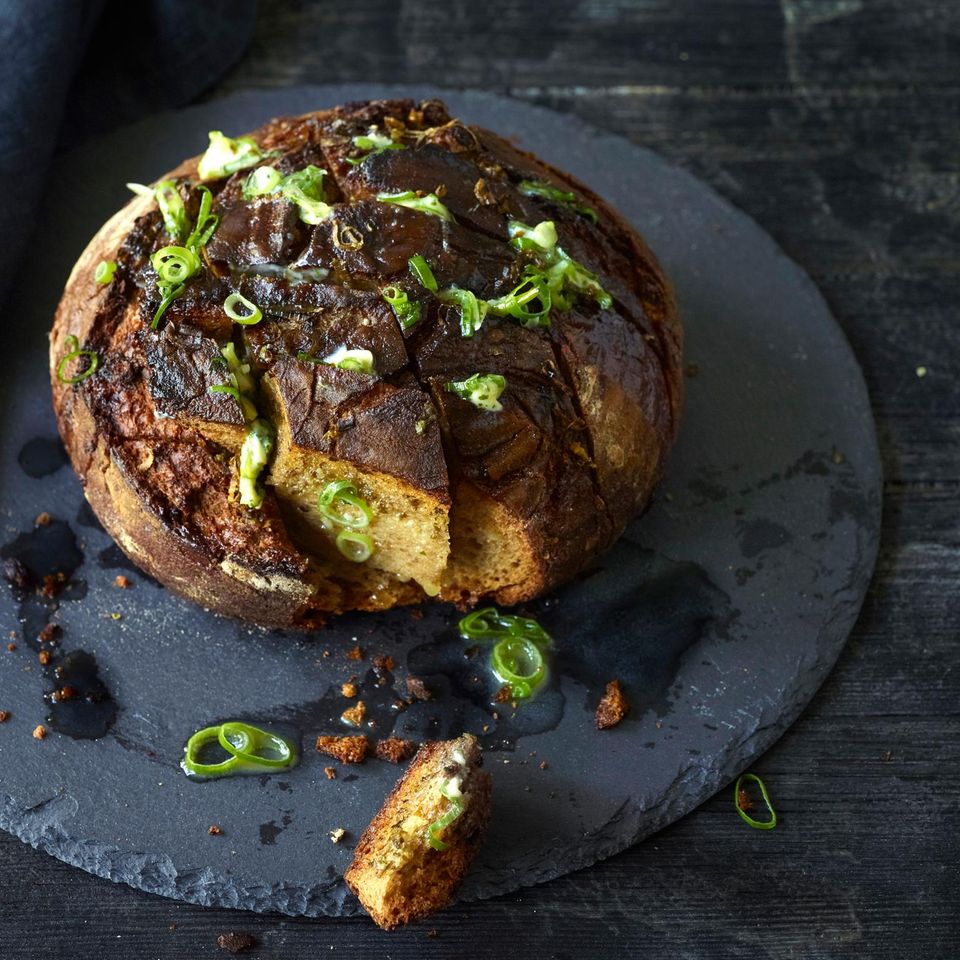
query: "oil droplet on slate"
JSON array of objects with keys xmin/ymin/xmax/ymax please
[
  {"xmin": 17, "ymin": 437, "xmax": 68, "ymax": 478},
  {"xmin": 1, "ymin": 518, "xmax": 117, "ymax": 739},
  {"xmin": 45, "ymin": 650, "xmax": 117, "ymax": 739}
]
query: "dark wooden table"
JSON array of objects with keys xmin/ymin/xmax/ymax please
[{"xmin": 3, "ymin": 1, "xmax": 957, "ymax": 956}]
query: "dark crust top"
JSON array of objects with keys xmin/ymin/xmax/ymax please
[{"xmin": 51, "ymin": 97, "xmax": 682, "ymax": 623}]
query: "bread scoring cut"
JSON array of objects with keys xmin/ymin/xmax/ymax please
[{"xmin": 50, "ymin": 98, "xmax": 682, "ymax": 628}]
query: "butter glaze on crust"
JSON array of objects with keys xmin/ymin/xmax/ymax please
[{"xmin": 50, "ymin": 98, "xmax": 682, "ymax": 628}]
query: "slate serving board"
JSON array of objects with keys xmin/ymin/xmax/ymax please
[{"xmin": 0, "ymin": 86, "xmax": 881, "ymax": 917}]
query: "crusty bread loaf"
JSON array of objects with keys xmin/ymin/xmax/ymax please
[
  {"xmin": 345, "ymin": 733, "xmax": 491, "ymax": 929},
  {"xmin": 50, "ymin": 98, "xmax": 682, "ymax": 627}
]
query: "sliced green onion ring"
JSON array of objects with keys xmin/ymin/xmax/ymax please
[
  {"xmin": 218, "ymin": 721, "xmax": 293, "ymax": 769},
  {"xmin": 439, "ymin": 286, "xmax": 488, "ymax": 338},
  {"xmin": 376, "ymin": 190, "xmax": 455, "ymax": 223},
  {"xmin": 408, "ymin": 254, "xmax": 438, "ymax": 292},
  {"xmin": 734, "ymin": 773, "xmax": 777, "ymax": 830},
  {"xmin": 181, "ymin": 721, "xmax": 296, "ymax": 778},
  {"xmin": 184, "ymin": 186, "xmax": 220, "ymax": 250},
  {"xmin": 150, "ymin": 245, "xmax": 201, "ymax": 285},
  {"xmin": 181, "ymin": 725, "xmax": 242, "ymax": 777},
  {"xmin": 490, "ymin": 636, "xmax": 546, "ymax": 700},
  {"xmin": 56, "ymin": 334, "xmax": 99, "ymax": 385},
  {"xmin": 518, "ymin": 179, "xmax": 598, "ymax": 224},
  {"xmin": 444, "ymin": 373, "xmax": 506, "ymax": 412},
  {"xmin": 319, "ymin": 479, "xmax": 373, "ymax": 530},
  {"xmin": 336, "ymin": 529, "xmax": 375, "ymax": 562},
  {"xmin": 458, "ymin": 607, "xmax": 552, "ymax": 647},
  {"xmin": 382, "ymin": 285, "xmax": 422, "ymax": 331},
  {"xmin": 94, "ymin": 260, "xmax": 117, "ymax": 285},
  {"xmin": 223, "ymin": 292, "xmax": 263, "ymax": 325},
  {"xmin": 427, "ymin": 783, "xmax": 465, "ymax": 852}
]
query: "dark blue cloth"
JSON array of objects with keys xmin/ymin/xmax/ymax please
[{"xmin": 0, "ymin": 0, "xmax": 257, "ymax": 302}]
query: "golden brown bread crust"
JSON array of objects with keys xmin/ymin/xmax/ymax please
[
  {"xmin": 345, "ymin": 733, "xmax": 491, "ymax": 929},
  {"xmin": 50, "ymin": 98, "xmax": 682, "ymax": 627}
]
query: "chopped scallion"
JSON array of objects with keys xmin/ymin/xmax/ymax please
[
  {"xmin": 346, "ymin": 129, "xmax": 407, "ymax": 166},
  {"xmin": 735, "ymin": 773, "xmax": 777, "ymax": 830},
  {"xmin": 382, "ymin": 285, "xmax": 422, "ymax": 331},
  {"xmin": 438, "ymin": 286, "xmax": 488, "ymax": 337},
  {"xmin": 377, "ymin": 190, "xmax": 455, "ymax": 223},
  {"xmin": 518, "ymin": 179, "xmax": 598, "ymax": 223},
  {"xmin": 56, "ymin": 334, "xmax": 99, "ymax": 385},
  {"xmin": 94, "ymin": 260, "xmax": 117, "ymax": 285},
  {"xmin": 444, "ymin": 373, "xmax": 506, "ymax": 412},
  {"xmin": 223, "ymin": 292, "xmax": 263, "ymax": 326},
  {"xmin": 336, "ymin": 529, "xmax": 375, "ymax": 563},
  {"xmin": 408, "ymin": 254, "xmax": 438, "ymax": 292},
  {"xmin": 427, "ymin": 779, "xmax": 465, "ymax": 851},
  {"xmin": 318, "ymin": 479, "xmax": 374, "ymax": 530},
  {"xmin": 322, "ymin": 345, "xmax": 376, "ymax": 373},
  {"xmin": 197, "ymin": 130, "xmax": 267, "ymax": 180},
  {"xmin": 181, "ymin": 721, "xmax": 296, "ymax": 778},
  {"xmin": 238, "ymin": 418, "xmax": 274, "ymax": 508}
]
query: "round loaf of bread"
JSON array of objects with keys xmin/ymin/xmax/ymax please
[{"xmin": 50, "ymin": 98, "xmax": 682, "ymax": 629}]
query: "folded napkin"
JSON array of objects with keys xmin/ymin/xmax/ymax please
[{"xmin": 0, "ymin": 0, "xmax": 257, "ymax": 303}]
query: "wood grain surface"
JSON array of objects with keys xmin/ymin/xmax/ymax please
[{"xmin": 2, "ymin": 1, "xmax": 958, "ymax": 957}]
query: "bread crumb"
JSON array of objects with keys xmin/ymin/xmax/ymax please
[
  {"xmin": 372, "ymin": 653, "xmax": 394, "ymax": 672},
  {"xmin": 406, "ymin": 675, "xmax": 432, "ymax": 701},
  {"xmin": 208, "ymin": 824, "xmax": 223, "ymax": 835},
  {"xmin": 114, "ymin": 575, "xmax": 131, "ymax": 589},
  {"xmin": 217, "ymin": 932, "xmax": 257, "ymax": 953},
  {"xmin": 539, "ymin": 760, "xmax": 548, "ymax": 770},
  {"xmin": 596, "ymin": 679, "xmax": 629, "ymax": 729},
  {"xmin": 330, "ymin": 827, "xmax": 346, "ymax": 843},
  {"xmin": 38, "ymin": 623, "xmax": 59, "ymax": 644},
  {"xmin": 38, "ymin": 649, "xmax": 51, "ymax": 666},
  {"xmin": 0, "ymin": 710, "xmax": 10, "ymax": 723},
  {"xmin": 375, "ymin": 737, "xmax": 417, "ymax": 763},
  {"xmin": 6, "ymin": 643, "xmax": 16, "ymax": 652},
  {"xmin": 35, "ymin": 512, "xmax": 51, "ymax": 526},
  {"xmin": 316, "ymin": 735, "xmax": 369, "ymax": 764},
  {"xmin": 324, "ymin": 766, "xmax": 337, "ymax": 780},
  {"xmin": 341, "ymin": 701, "xmax": 367, "ymax": 727},
  {"xmin": 494, "ymin": 684, "xmax": 512, "ymax": 703},
  {"xmin": 341, "ymin": 681, "xmax": 358, "ymax": 698},
  {"xmin": 33, "ymin": 725, "xmax": 47, "ymax": 740},
  {"xmin": 345, "ymin": 645, "xmax": 364, "ymax": 661}
]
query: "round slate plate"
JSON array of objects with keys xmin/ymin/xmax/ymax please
[{"xmin": 0, "ymin": 86, "xmax": 881, "ymax": 917}]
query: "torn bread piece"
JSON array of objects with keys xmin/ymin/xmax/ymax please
[{"xmin": 345, "ymin": 733, "xmax": 491, "ymax": 930}]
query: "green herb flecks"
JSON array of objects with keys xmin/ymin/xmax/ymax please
[
  {"xmin": 242, "ymin": 164, "xmax": 333, "ymax": 224},
  {"xmin": 346, "ymin": 129, "xmax": 407, "ymax": 166}
]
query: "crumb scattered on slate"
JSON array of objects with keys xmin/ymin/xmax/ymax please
[
  {"xmin": 0, "ymin": 711, "xmax": 10, "ymax": 723},
  {"xmin": 38, "ymin": 649, "xmax": 51, "ymax": 666},
  {"xmin": 316, "ymin": 735, "xmax": 369, "ymax": 764},
  {"xmin": 376, "ymin": 737, "xmax": 417, "ymax": 763},
  {"xmin": 372, "ymin": 653, "xmax": 394, "ymax": 672},
  {"xmin": 881, "ymin": 750, "xmax": 894, "ymax": 762},
  {"xmin": 329, "ymin": 827, "xmax": 346, "ymax": 843},
  {"xmin": 32, "ymin": 725, "xmax": 46, "ymax": 740},
  {"xmin": 38, "ymin": 623, "xmax": 59, "ymax": 644},
  {"xmin": 345, "ymin": 645, "xmax": 364, "ymax": 661},
  {"xmin": 168, "ymin": 923, "xmax": 176, "ymax": 932},
  {"xmin": 35, "ymin": 512, "xmax": 51, "ymax": 526},
  {"xmin": 406, "ymin": 675, "xmax": 432, "ymax": 701},
  {"xmin": 596, "ymin": 679, "xmax": 629, "ymax": 730},
  {"xmin": 539, "ymin": 760, "xmax": 548, "ymax": 770},
  {"xmin": 341, "ymin": 701, "xmax": 366, "ymax": 727},
  {"xmin": 7, "ymin": 643, "xmax": 16, "ymax": 652},
  {"xmin": 114, "ymin": 575, "xmax": 131, "ymax": 589},
  {"xmin": 737, "ymin": 788, "xmax": 753, "ymax": 811},
  {"xmin": 341, "ymin": 680, "xmax": 358, "ymax": 698},
  {"xmin": 409, "ymin": 608, "xmax": 424, "ymax": 620},
  {"xmin": 217, "ymin": 932, "xmax": 257, "ymax": 953},
  {"xmin": 208, "ymin": 824, "xmax": 223, "ymax": 836},
  {"xmin": 324, "ymin": 766, "xmax": 337, "ymax": 780},
  {"xmin": 494, "ymin": 684, "xmax": 512, "ymax": 703}
]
